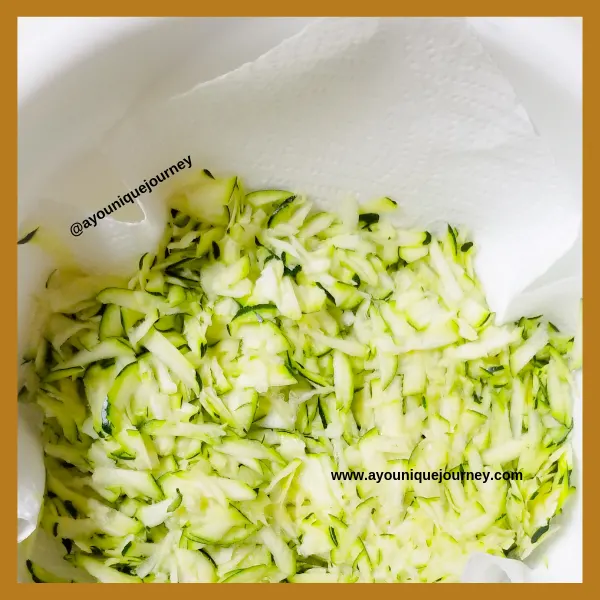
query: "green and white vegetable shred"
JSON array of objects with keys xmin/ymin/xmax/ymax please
[{"xmin": 24, "ymin": 170, "xmax": 579, "ymax": 583}]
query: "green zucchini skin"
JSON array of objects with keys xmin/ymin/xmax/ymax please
[
  {"xmin": 267, "ymin": 195, "xmax": 297, "ymax": 228},
  {"xmin": 18, "ymin": 227, "xmax": 39, "ymax": 245},
  {"xmin": 26, "ymin": 560, "xmax": 73, "ymax": 583}
]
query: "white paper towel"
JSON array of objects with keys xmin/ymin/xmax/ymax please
[
  {"xmin": 18, "ymin": 17, "xmax": 582, "ymax": 582},
  {"xmin": 18, "ymin": 403, "xmax": 45, "ymax": 543}
]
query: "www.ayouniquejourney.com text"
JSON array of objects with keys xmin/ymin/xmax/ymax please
[{"xmin": 331, "ymin": 470, "xmax": 523, "ymax": 483}]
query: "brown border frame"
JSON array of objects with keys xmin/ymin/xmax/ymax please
[{"xmin": 8, "ymin": 2, "xmax": 594, "ymax": 595}]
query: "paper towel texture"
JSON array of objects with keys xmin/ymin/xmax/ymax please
[
  {"xmin": 18, "ymin": 404, "xmax": 44, "ymax": 542},
  {"xmin": 18, "ymin": 17, "xmax": 582, "ymax": 582},
  {"xmin": 101, "ymin": 17, "xmax": 581, "ymax": 324}
]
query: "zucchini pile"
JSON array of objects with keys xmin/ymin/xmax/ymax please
[{"xmin": 23, "ymin": 170, "xmax": 580, "ymax": 583}]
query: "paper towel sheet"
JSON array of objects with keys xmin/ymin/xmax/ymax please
[
  {"xmin": 18, "ymin": 17, "xmax": 582, "ymax": 582},
  {"xmin": 18, "ymin": 404, "xmax": 44, "ymax": 543}
]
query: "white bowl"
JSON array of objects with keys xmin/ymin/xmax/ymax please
[{"xmin": 17, "ymin": 17, "xmax": 582, "ymax": 582}]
